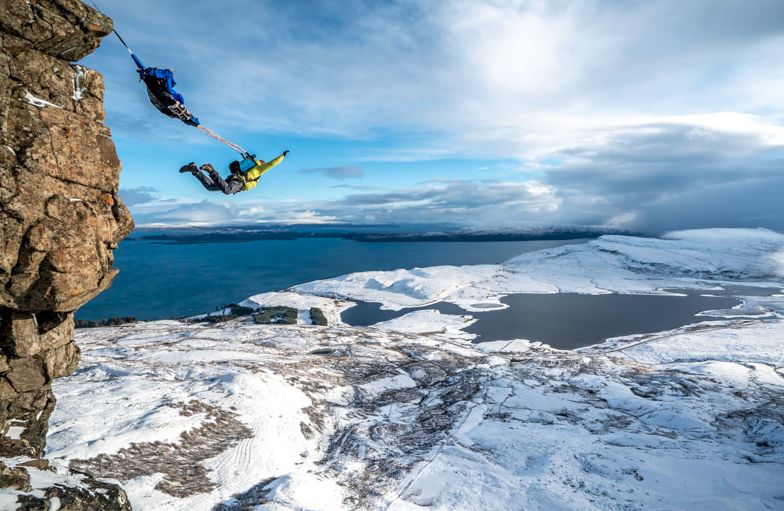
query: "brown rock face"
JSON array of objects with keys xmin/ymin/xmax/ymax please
[{"xmin": 0, "ymin": 1, "xmax": 133, "ymax": 506}]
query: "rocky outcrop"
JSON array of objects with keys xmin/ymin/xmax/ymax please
[
  {"xmin": 1, "ymin": 459, "xmax": 132, "ymax": 510},
  {"xmin": 0, "ymin": 0, "xmax": 132, "ymax": 507}
]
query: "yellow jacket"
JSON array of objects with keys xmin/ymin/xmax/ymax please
[{"xmin": 242, "ymin": 152, "xmax": 287, "ymax": 191}]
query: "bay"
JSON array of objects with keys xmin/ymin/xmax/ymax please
[{"xmin": 78, "ymin": 237, "xmax": 586, "ymax": 320}]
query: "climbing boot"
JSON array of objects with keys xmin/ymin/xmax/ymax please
[{"xmin": 179, "ymin": 162, "xmax": 199, "ymax": 174}]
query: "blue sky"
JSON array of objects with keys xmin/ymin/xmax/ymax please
[{"xmin": 84, "ymin": 0, "xmax": 784, "ymax": 231}]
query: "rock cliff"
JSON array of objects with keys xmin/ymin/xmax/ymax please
[{"xmin": 0, "ymin": 0, "xmax": 132, "ymax": 507}]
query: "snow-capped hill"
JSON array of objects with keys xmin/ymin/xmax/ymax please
[
  {"xmin": 508, "ymin": 227, "xmax": 784, "ymax": 281},
  {"xmin": 290, "ymin": 228, "xmax": 784, "ymax": 313},
  {"xmin": 295, "ymin": 265, "xmax": 499, "ymax": 310}
]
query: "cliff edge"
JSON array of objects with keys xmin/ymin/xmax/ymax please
[{"xmin": 0, "ymin": 0, "xmax": 132, "ymax": 508}]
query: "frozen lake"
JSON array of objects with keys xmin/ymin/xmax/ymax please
[{"xmin": 341, "ymin": 292, "xmax": 742, "ymax": 349}]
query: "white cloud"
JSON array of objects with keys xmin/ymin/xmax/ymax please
[
  {"xmin": 300, "ymin": 166, "xmax": 365, "ymax": 180},
  {"xmin": 98, "ymin": 1, "xmax": 784, "ymax": 151},
  {"xmin": 95, "ymin": 0, "xmax": 784, "ymax": 231},
  {"xmin": 317, "ymin": 179, "xmax": 563, "ymax": 226},
  {"xmin": 772, "ymin": 250, "xmax": 784, "ymax": 277},
  {"xmin": 125, "ymin": 117, "xmax": 784, "ymax": 232},
  {"xmin": 131, "ymin": 197, "xmax": 339, "ymax": 227}
]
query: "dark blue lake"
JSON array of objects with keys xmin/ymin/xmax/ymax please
[
  {"xmin": 341, "ymin": 293, "xmax": 740, "ymax": 350},
  {"xmin": 78, "ymin": 237, "xmax": 586, "ymax": 320}
]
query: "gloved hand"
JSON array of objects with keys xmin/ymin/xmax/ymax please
[{"xmin": 283, "ymin": 150, "xmax": 290, "ymax": 156}]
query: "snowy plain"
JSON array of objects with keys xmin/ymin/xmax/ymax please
[{"xmin": 7, "ymin": 228, "xmax": 782, "ymax": 510}]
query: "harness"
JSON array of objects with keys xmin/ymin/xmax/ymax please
[{"xmin": 235, "ymin": 156, "xmax": 260, "ymax": 189}]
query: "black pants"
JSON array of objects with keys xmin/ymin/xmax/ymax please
[{"xmin": 193, "ymin": 168, "xmax": 244, "ymax": 195}]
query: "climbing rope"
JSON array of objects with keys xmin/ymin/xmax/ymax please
[
  {"xmin": 88, "ymin": 0, "xmax": 252, "ymax": 159},
  {"xmin": 196, "ymin": 125, "xmax": 251, "ymax": 158}
]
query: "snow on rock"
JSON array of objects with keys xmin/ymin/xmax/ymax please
[
  {"xmin": 46, "ymin": 315, "xmax": 784, "ymax": 510},
  {"xmin": 618, "ymin": 317, "xmax": 784, "ymax": 367},
  {"xmin": 71, "ymin": 64, "xmax": 87, "ymax": 101},
  {"xmin": 47, "ymin": 322, "xmax": 329, "ymax": 511},
  {"xmin": 262, "ymin": 473, "xmax": 345, "ymax": 510},
  {"xmin": 371, "ymin": 309, "xmax": 477, "ymax": 339},
  {"xmin": 241, "ymin": 291, "xmax": 354, "ymax": 325},
  {"xmin": 294, "ymin": 265, "xmax": 500, "ymax": 310},
  {"xmin": 23, "ymin": 91, "xmax": 62, "ymax": 109},
  {"xmin": 358, "ymin": 370, "xmax": 417, "ymax": 399},
  {"xmin": 0, "ymin": 457, "xmax": 131, "ymax": 510}
]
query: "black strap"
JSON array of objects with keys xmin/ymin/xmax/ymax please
[
  {"xmin": 111, "ymin": 28, "xmax": 133, "ymax": 51},
  {"xmin": 88, "ymin": 0, "xmax": 132, "ymax": 51}
]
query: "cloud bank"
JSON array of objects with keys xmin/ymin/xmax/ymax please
[
  {"xmin": 100, "ymin": 0, "xmax": 784, "ymax": 231},
  {"xmin": 300, "ymin": 166, "xmax": 365, "ymax": 180}
]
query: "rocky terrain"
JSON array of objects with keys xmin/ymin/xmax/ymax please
[
  {"xmin": 34, "ymin": 284, "xmax": 784, "ymax": 510},
  {"xmin": 0, "ymin": 0, "xmax": 132, "ymax": 508},
  {"xmin": 12, "ymin": 230, "xmax": 783, "ymax": 510}
]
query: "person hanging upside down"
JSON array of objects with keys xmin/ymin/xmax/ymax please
[{"xmin": 180, "ymin": 151, "xmax": 289, "ymax": 195}]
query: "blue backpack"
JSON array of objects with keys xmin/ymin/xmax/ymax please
[{"xmin": 137, "ymin": 63, "xmax": 200, "ymax": 126}]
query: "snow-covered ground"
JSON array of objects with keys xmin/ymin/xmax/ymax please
[
  {"xmin": 294, "ymin": 228, "xmax": 784, "ymax": 312},
  {"xmin": 23, "ymin": 229, "xmax": 784, "ymax": 509}
]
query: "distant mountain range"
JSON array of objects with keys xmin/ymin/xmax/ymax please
[{"xmin": 129, "ymin": 224, "xmax": 640, "ymax": 244}]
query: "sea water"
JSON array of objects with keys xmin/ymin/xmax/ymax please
[{"xmin": 78, "ymin": 237, "xmax": 584, "ymax": 320}]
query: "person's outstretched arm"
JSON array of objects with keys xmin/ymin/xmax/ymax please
[{"xmin": 245, "ymin": 151, "xmax": 288, "ymax": 182}]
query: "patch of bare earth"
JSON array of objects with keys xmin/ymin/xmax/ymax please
[{"xmin": 70, "ymin": 401, "xmax": 252, "ymax": 497}]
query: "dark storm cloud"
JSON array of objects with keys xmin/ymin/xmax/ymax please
[
  {"xmin": 619, "ymin": 176, "xmax": 784, "ymax": 233},
  {"xmin": 543, "ymin": 123, "xmax": 784, "ymax": 232}
]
